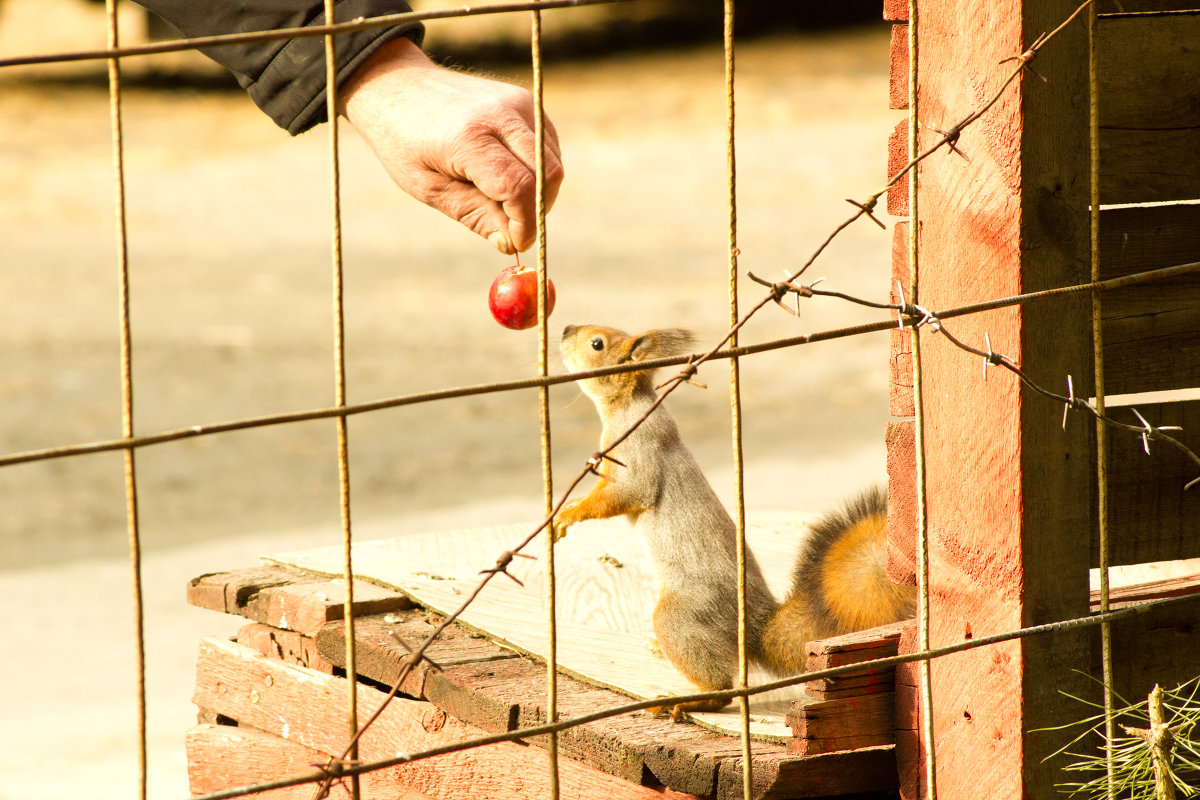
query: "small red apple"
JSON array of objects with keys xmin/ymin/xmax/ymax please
[{"xmin": 488, "ymin": 264, "xmax": 556, "ymax": 330}]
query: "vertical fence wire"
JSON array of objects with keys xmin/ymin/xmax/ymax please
[
  {"xmin": 530, "ymin": 9, "xmax": 562, "ymax": 797},
  {"xmin": 321, "ymin": 6, "xmax": 361, "ymax": 797},
  {"xmin": 103, "ymin": 3, "xmax": 147, "ymax": 799},
  {"xmin": 907, "ymin": 3, "xmax": 939, "ymax": 798},
  {"xmin": 721, "ymin": 2, "xmax": 754, "ymax": 798},
  {"xmin": 1086, "ymin": 5, "xmax": 1117, "ymax": 797}
]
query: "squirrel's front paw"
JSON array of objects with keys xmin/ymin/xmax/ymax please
[{"xmin": 550, "ymin": 500, "xmax": 582, "ymax": 542}]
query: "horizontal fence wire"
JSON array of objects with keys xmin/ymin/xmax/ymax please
[
  {"xmin": 6, "ymin": 0, "xmax": 1199, "ymax": 797},
  {"xmin": 1, "ymin": 261, "xmax": 1196, "ymax": 470},
  {"xmin": 0, "ymin": 0, "xmax": 629, "ymax": 69}
]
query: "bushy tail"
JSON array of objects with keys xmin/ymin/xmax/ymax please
[{"xmin": 758, "ymin": 486, "xmax": 915, "ymax": 677}]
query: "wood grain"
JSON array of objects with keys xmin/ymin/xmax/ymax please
[
  {"xmin": 238, "ymin": 621, "xmax": 333, "ymax": 674},
  {"xmin": 186, "ymin": 723, "xmax": 435, "ymax": 800},
  {"xmin": 1097, "ymin": 399, "xmax": 1200, "ymax": 565},
  {"xmin": 884, "ymin": 11, "xmax": 1200, "ymax": 205},
  {"xmin": 188, "ymin": 565, "xmax": 410, "ymax": 636},
  {"xmin": 193, "ymin": 636, "xmax": 710, "ymax": 800},
  {"xmin": 1098, "ymin": 11, "xmax": 1200, "ymax": 205},
  {"xmin": 899, "ymin": 3, "xmax": 1095, "ymax": 799},
  {"xmin": 1097, "ymin": 204, "xmax": 1200, "ymax": 395}
]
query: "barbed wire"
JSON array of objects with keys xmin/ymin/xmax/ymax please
[
  {"xmin": 753, "ymin": 269, "xmax": 1200, "ymax": 490},
  {"xmin": 2, "ymin": 260, "xmax": 1194, "ymax": 470}
]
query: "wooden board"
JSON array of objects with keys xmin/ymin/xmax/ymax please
[
  {"xmin": 1096, "ymin": 398, "xmax": 1200, "ymax": 565},
  {"xmin": 192, "ymin": 637, "xmax": 712, "ymax": 800},
  {"xmin": 187, "ymin": 565, "xmax": 410, "ymax": 636},
  {"xmin": 1098, "ymin": 11, "xmax": 1200, "ymax": 205},
  {"xmin": 186, "ymin": 723, "xmax": 437, "ymax": 800},
  {"xmin": 266, "ymin": 513, "xmax": 816, "ymax": 741},
  {"xmin": 1097, "ymin": 203, "xmax": 1200, "ymax": 396}
]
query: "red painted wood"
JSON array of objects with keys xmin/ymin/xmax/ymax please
[
  {"xmin": 193, "ymin": 636, "xmax": 707, "ymax": 800},
  {"xmin": 890, "ymin": 222, "xmax": 914, "ymax": 418},
  {"xmin": 186, "ymin": 723, "xmax": 436, "ymax": 799},
  {"xmin": 888, "ymin": 2, "xmax": 1094, "ymax": 798},
  {"xmin": 889, "ymin": 25, "xmax": 909, "ymax": 111}
]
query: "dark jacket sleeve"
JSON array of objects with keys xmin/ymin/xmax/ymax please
[{"xmin": 135, "ymin": 0, "xmax": 424, "ymax": 135}]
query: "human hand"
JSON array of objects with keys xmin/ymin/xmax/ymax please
[{"xmin": 338, "ymin": 37, "xmax": 564, "ymax": 254}]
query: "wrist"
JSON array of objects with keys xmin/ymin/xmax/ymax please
[{"xmin": 338, "ymin": 35, "xmax": 433, "ymax": 120}]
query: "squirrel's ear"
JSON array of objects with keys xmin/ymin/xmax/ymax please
[{"xmin": 625, "ymin": 328, "xmax": 696, "ymax": 362}]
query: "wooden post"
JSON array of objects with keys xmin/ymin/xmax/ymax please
[{"xmin": 888, "ymin": 1, "xmax": 1094, "ymax": 797}]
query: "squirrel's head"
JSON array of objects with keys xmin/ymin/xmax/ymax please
[{"xmin": 561, "ymin": 324, "xmax": 696, "ymax": 403}]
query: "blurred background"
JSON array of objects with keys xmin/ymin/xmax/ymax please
[{"xmin": 0, "ymin": 2, "xmax": 900, "ymax": 797}]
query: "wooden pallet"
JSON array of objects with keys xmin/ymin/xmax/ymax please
[{"xmin": 185, "ymin": 563, "xmax": 906, "ymax": 800}]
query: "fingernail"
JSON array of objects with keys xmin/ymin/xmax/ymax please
[{"xmin": 488, "ymin": 231, "xmax": 514, "ymax": 255}]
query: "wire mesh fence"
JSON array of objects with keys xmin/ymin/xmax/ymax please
[{"xmin": 2, "ymin": 0, "xmax": 1199, "ymax": 798}]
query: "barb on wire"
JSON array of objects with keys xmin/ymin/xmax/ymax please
[{"xmin": 892, "ymin": 296, "xmax": 1200, "ymax": 492}]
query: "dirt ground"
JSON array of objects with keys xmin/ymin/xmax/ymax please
[{"xmin": 0, "ymin": 18, "xmax": 902, "ymax": 800}]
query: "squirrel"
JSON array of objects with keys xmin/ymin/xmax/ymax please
[{"xmin": 553, "ymin": 324, "xmax": 916, "ymax": 720}]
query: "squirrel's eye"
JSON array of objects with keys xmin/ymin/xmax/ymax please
[{"xmin": 590, "ymin": 337, "xmax": 604, "ymax": 351}]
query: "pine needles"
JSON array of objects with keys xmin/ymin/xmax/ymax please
[{"xmin": 1042, "ymin": 676, "xmax": 1200, "ymax": 800}]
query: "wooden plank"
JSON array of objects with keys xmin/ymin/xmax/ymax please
[
  {"xmin": 887, "ymin": 120, "xmax": 908, "ymax": 215},
  {"xmin": 787, "ymin": 693, "xmax": 896, "ymax": 755},
  {"xmin": 802, "ymin": 673, "xmax": 895, "ymax": 701},
  {"xmin": 1091, "ymin": 573, "xmax": 1200, "ymax": 609},
  {"xmin": 716, "ymin": 747, "xmax": 899, "ymax": 800},
  {"xmin": 193, "ymin": 636, "xmax": 709, "ymax": 800},
  {"xmin": 1098, "ymin": 12, "xmax": 1200, "ymax": 204},
  {"xmin": 1098, "ymin": 399, "xmax": 1200, "ymax": 565},
  {"xmin": 187, "ymin": 564, "xmax": 411, "ymax": 635},
  {"xmin": 803, "ymin": 620, "xmax": 905, "ymax": 668},
  {"xmin": 1099, "ymin": 594, "xmax": 1200, "ymax": 705},
  {"xmin": 891, "ymin": 397, "xmax": 1200, "ymax": 571},
  {"xmin": 883, "ymin": 0, "xmax": 909, "ymax": 22},
  {"xmin": 883, "ymin": 11, "xmax": 1200, "ymax": 206},
  {"xmin": 885, "ymin": 420, "xmax": 917, "ymax": 586},
  {"xmin": 238, "ymin": 622, "xmax": 333, "ymax": 674},
  {"xmin": 317, "ymin": 614, "xmax": 836, "ymax": 797},
  {"xmin": 1097, "ymin": 204, "xmax": 1200, "ymax": 395},
  {"xmin": 896, "ymin": 3, "xmax": 1096, "ymax": 800},
  {"xmin": 889, "ymin": 25, "xmax": 909, "ymax": 110},
  {"xmin": 890, "ymin": 221, "xmax": 915, "ymax": 418},
  {"xmin": 186, "ymin": 722, "xmax": 436, "ymax": 800},
  {"xmin": 1099, "ymin": 2, "xmax": 1200, "ymax": 10},
  {"xmin": 317, "ymin": 612, "xmax": 519, "ymax": 702}
]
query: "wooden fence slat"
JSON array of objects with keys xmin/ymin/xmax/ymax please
[
  {"xmin": 716, "ymin": 748, "xmax": 899, "ymax": 800},
  {"xmin": 1097, "ymin": 399, "xmax": 1200, "ymax": 565},
  {"xmin": 1097, "ymin": 203, "xmax": 1200, "ymax": 395},
  {"xmin": 1098, "ymin": 11, "xmax": 1200, "ymax": 205}
]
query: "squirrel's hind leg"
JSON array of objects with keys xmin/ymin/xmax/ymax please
[{"xmin": 650, "ymin": 591, "xmax": 737, "ymax": 721}]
